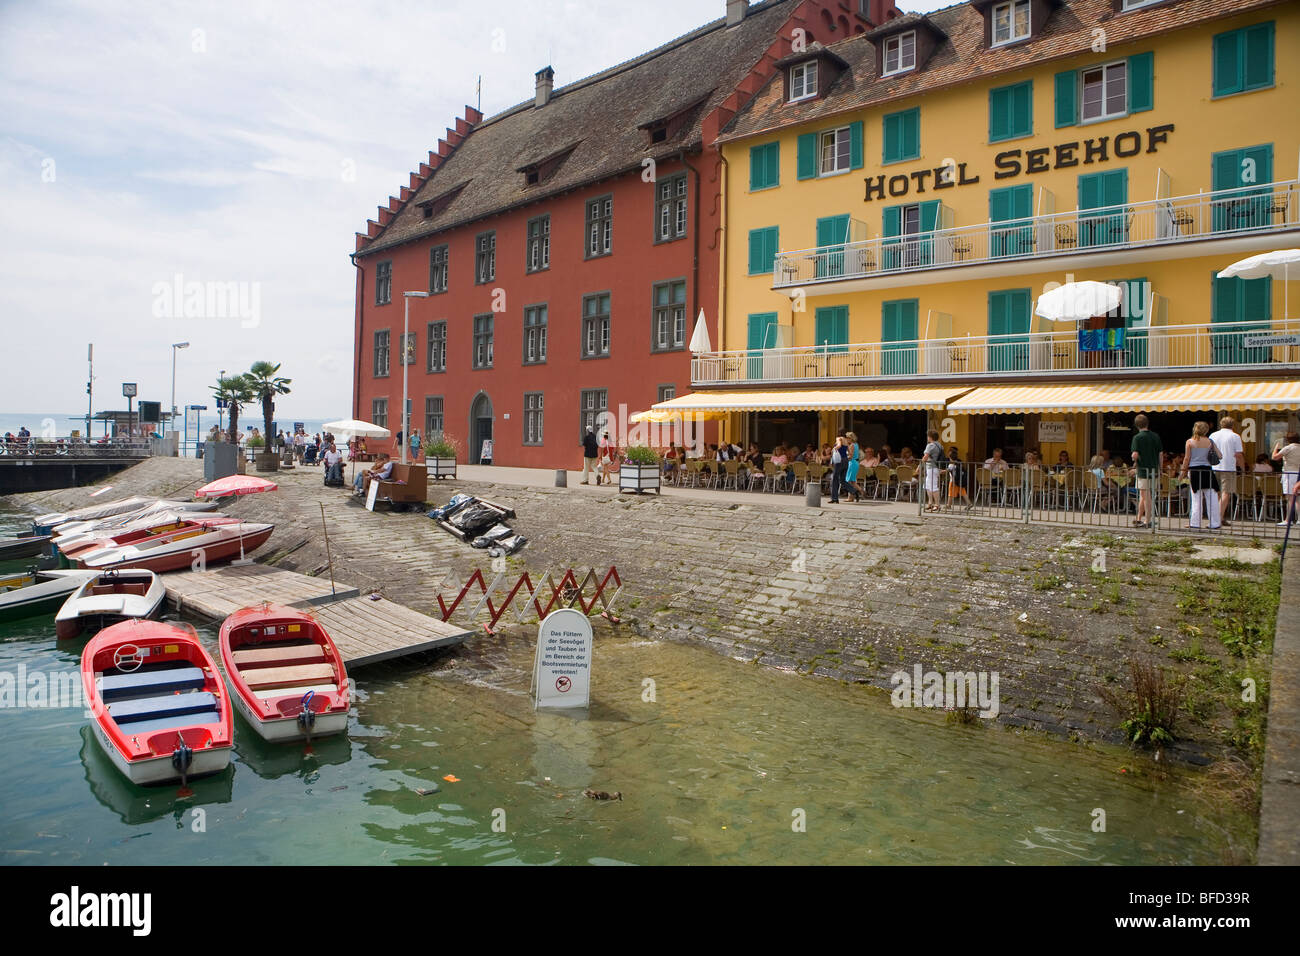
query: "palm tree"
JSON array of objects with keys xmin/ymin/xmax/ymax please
[
  {"xmin": 246, "ymin": 361, "xmax": 292, "ymax": 453},
  {"xmin": 211, "ymin": 374, "xmax": 256, "ymax": 444}
]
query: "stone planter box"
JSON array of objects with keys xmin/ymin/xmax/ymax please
[
  {"xmin": 619, "ymin": 462, "xmax": 661, "ymax": 494},
  {"xmin": 428, "ymin": 457, "xmax": 457, "ymax": 479}
]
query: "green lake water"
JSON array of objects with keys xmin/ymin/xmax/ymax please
[{"xmin": 0, "ymin": 510, "xmax": 1248, "ymax": 865}]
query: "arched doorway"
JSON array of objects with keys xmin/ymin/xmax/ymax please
[{"xmin": 470, "ymin": 392, "xmax": 494, "ymax": 464}]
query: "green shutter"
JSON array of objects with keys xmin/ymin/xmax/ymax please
[
  {"xmin": 882, "ymin": 113, "xmax": 897, "ymax": 163},
  {"xmin": 748, "ymin": 229, "xmax": 763, "ymax": 274},
  {"xmin": 1054, "ymin": 70, "xmax": 1077, "ymax": 127},
  {"xmin": 991, "ymin": 82, "xmax": 1032, "ymax": 142},
  {"xmin": 1243, "ymin": 22, "xmax": 1275, "ymax": 91},
  {"xmin": 906, "ymin": 109, "xmax": 920, "ymax": 160},
  {"xmin": 814, "ymin": 307, "xmax": 848, "ymax": 352},
  {"xmin": 882, "ymin": 206, "xmax": 901, "ymax": 239},
  {"xmin": 849, "ymin": 121, "xmax": 864, "ymax": 171},
  {"xmin": 750, "ymin": 142, "xmax": 780, "ymax": 190},
  {"xmin": 989, "ymin": 187, "xmax": 1012, "ymax": 224},
  {"xmin": 1213, "ymin": 30, "xmax": 1241, "ymax": 96},
  {"xmin": 766, "ymin": 228, "xmax": 779, "ymax": 275},
  {"xmin": 1013, "ymin": 81, "xmax": 1032, "ymax": 138},
  {"xmin": 1241, "ymin": 276, "xmax": 1271, "ymax": 324},
  {"xmin": 989, "ymin": 86, "xmax": 1009, "ymax": 143},
  {"xmin": 919, "ymin": 199, "xmax": 939, "ymax": 234},
  {"xmin": 797, "ymin": 133, "xmax": 817, "ymax": 180},
  {"xmin": 883, "ymin": 109, "xmax": 919, "ymax": 163},
  {"xmin": 1128, "ymin": 51, "xmax": 1153, "ymax": 113}
]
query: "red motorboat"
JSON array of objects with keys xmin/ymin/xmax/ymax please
[
  {"xmin": 219, "ymin": 604, "xmax": 350, "ymax": 743},
  {"xmin": 78, "ymin": 519, "xmax": 274, "ymax": 573},
  {"xmin": 81, "ymin": 620, "xmax": 233, "ymax": 786},
  {"xmin": 56, "ymin": 514, "xmax": 238, "ymax": 561}
]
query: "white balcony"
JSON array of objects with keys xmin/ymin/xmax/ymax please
[
  {"xmin": 691, "ymin": 318, "xmax": 1300, "ymax": 387},
  {"xmin": 772, "ymin": 181, "xmax": 1300, "ymax": 293}
]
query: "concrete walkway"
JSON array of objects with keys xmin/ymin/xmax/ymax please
[{"xmin": 1258, "ymin": 552, "xmax": 1300, "ymax": 864}]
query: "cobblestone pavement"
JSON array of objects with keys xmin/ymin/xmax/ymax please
[{"xmin": 5, "ymin": 456, "xmax": 1282, "ymax": 763}]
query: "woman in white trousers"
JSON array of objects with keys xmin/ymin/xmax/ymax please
[{"xmin": 1181, "ymin": 421, "xmax": 1220, "ymax": 530}]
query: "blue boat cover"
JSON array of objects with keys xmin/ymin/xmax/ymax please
[
  {"xmin": 109, "ymin": 691, "xmax": 217, "ymax": 724},
  {"xmin": 100, "ymin": 666, "xmax": 205, "ymax": 701}
]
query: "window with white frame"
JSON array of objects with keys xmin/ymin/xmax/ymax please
[
  {"xmin": 375, "ymin": 260, "xmax": 392, "ymax": 305},
  {"xmin": 651, "ymin": 280, "xmax": 687, "ymax": 352},
  {"xmin": 474, "ymin": 231, "xmax": 496, "ymax": 284},
  {"xmin": 526, "ymin": 215, "xmax": 550, "ymax": 272},
  {"xmin": 657, "ymin": 384, "xmax": 676, "ymax": 403},
  {"xmin": 1080, "ymin": 61, "xmax": 1127, "ymax": 122},
  {"xmin": 1121, "ymin": 0, "xmax": 1162, "ymax": 9},
  {"xmin": 656, "ymin": 174, "xmax": 687, "ymax": 242},
  {"xmin": 580, "ymin": 389, "xmax": 607, "ymax": 436},
  {"xmin": 424, "ymin": 396, "xmax": 444, "ymax": 438},
  {"xmin": 427, "ymin": 321, "xmax": 446, "ymax": 372},
  {"xmin": 523, "ymin": 393, "xmax": 543, "ymax": 445},
  {"xmin": 373, "ymin": 330, "xmax": 390, "ymax": 377},
  {"xmin": 371, "ymin": 398, "xmax": 388, "ymax": 429},
  {"xmin": 429, "ymin": 245, "xmax": 448, "ymax": 293},
  {"xmin": 586, "ymin": 196, "xmax": 612, "ymax": 257},
  {"xmin": 523, "ymin": 304, "xmax": 547, "ymax": 364},
  {"xmin": 883, "ymin": 31, "xmax": 916, "ymax": 76},
  {"xmin": 991, "ymin": 0, "xmax": 1030, "ymax": 46},
  {"xmin": 582, "ymin": 292, "xmax": 611, "ymax": 358},
  {"xmin": 789, "ymin": 61, "xmax": 818, "ymax": 101},
  {"xmin": 472, "ymin": 314, "xmax": 493, "ymax": 369},
  {"xmin": 819, "ymin": 127, "xmax": 852, "ymax": 176}
]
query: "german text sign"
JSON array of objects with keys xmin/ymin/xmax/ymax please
[{"xmin": 534, "ymin": 608, "xmax": 593, "ymax": 709}]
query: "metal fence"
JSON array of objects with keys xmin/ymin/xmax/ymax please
[
  {"xmin": 0, "ymin": 438, "xmax": 151, "ymax": 458},
  {"xmin": 914, "ymin": 460, "xmax": 1297, "ymax": 539}
]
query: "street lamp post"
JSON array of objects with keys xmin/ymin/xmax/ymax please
[
  {"xmin": 217, "ymin": 368, "xmax": 226, "ymax": 434},
  {"xmin": 401, "ymin": 292, "xmax": 429, "ymax": 465},
  {"xmin": 171, "ymin": 341, "xmax": 189, "ymax": 455}
]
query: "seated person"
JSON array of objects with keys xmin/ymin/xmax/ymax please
[
  {"xmin": 1051, "ymin": 451, "xmax": 1072, "ymax": 473},
  {"xmin": 860, "ymin": 446, "xmax": 880, "ymax": 469},
  {"xmin": 322, "ymin": 442, "xmax": 344, "ymax": 484},
  {"xmin": 353, "ymin": 452, "xmax": 394, "ymax": 495},
  {"xmin": 1254, "ymin": 454, "xmax": 1275, "ymax": 473},
  {"xmin": 1088, "ymin": 454, "xmax": 1122, "ymax": 511}
]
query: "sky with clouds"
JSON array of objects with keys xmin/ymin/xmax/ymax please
[{"xmin": 0, "ymin": 0, "xmax": 952, "ymax": 424}]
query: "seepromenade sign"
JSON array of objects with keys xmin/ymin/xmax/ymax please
[
  {"xmin": 533, "ymin": 608, "xmax": 593, "ymax": 710},
  {"xmin": 1243, "ymin": 334, "xmax": 1299, "ymax": 349}
]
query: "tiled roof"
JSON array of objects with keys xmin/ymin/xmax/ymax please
[
  {"xmin": 357, "ymin": 0, "xmax": 801, "ymax": 257},
  {"xmin": 718, "ymin": 0, "xmax": 1285, "ymax": 144}
]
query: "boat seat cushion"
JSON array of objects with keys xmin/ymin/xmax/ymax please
[
  {"xmin": 232, "ymin": 643, "xmax": 327, "ymax": 668},
  {"xmin": 100, "ymin": 665, "xmax": 206, "ymax": 701},
  {"xmin": 115, "ymin": 709, "xmax": 222, "ymax": 737},
  {"xmin": 90, "ymin": 583, "xmax": 150, "ymax": 597},
  {"xmin": 109, "ymin": 691, "xmax": 218, "ymax": 724},
  {"xmin": 241, "ymin": 663, "xmax": 336, "ymax": 690}
]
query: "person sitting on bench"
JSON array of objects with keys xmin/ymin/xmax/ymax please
[
  {"xmin": 323, "ymin": 442, "xmax": 344, "ymax": 485},
  {"xmin": 353, "ymin": 453, "xmax": 393, "ymax": 495}
]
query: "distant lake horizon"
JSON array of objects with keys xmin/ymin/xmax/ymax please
[{"xmin": 0, "ymin": 410, "xmax": 341, "ymax": 440}]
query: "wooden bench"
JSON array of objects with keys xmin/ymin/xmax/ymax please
[
  {"xmin": 242, "ymin": 662, "xmax": 337, "ymax": 691},
  {"xmin": 232, "ymin": 643, "xmax": 327, "ymax": 669}
]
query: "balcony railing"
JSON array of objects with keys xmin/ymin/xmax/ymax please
[
  {"xmin": 773, "ymin": 180, "xmax": 1299, "ymax": 288},
  {"xmin": 691, "ymin": 318, "xmax": 1300, "ymax": 386}
]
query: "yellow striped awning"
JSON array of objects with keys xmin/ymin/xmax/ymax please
[
  {"xmin": 629, "ymin": 408, "xmax": 728, "ymax": 423},
  {"xmin": 643, "ymin": 386, "xmax": 972, "ymax": 414},
  {"xmin": 947, "ymin": 380, "xmax": 1300, "ymax": 414}
]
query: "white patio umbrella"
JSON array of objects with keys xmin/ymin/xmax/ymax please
[
  {"xmin": 688, "ymin": 308, "xmax": 712, "ymax": 353},
  {"xmin": 321, "ymin": 419, "xmax": 391, "ymax": 442},
  {"xmin": 1217, "ymin": 249, "xmax": 1299, "ymax": 318},
  {"xmin": 1034, "ymin": 280, "xmax": 1123, "ymax": 322}
]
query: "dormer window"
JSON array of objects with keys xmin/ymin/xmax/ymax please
[
  {"xmin": 991, "ymin": 0, "xmax": 1029, "ymax": 46},
  {"xmin": 650, "ymin": 126, "xmax": 667, "ymax": 143},
  {"xmin": 525, "ymin": 169, "xmax": 540, "ymax": 186},
  {"xmin": 882, "ymin": 31, "xmax": 916, "ymax": 76},
  {"xmin": 789, "ymin": 61, "xmax": 819, "ymax": 101},
  {"xmin": 1121, "ymin": 0, "xmax": 1163, "ymax": 9}
]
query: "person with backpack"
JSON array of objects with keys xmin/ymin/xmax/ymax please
[
  {"xmin": 580, "ymin": 427, "xmax": 599, "ymax": 484},
  {"xmin": 922, "ymin": 429, "xmax": 945, "ymax": 512},
  {"xmin": 829, "ymin": 434, "xmax": 849, "ymax": 504}
]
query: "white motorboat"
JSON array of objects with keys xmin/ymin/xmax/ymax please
[
  {"xmin": 54, "ymin": 569, "xmax": 167, "ymax": 640},
  {"xmin": 78, "ymin": 520, "xmax": 275, "ymax": 573}
]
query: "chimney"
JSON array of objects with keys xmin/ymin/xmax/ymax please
[
  {"xmin": 726, "ymin": 0, "xmax": 748, "ymax": 28},
  {"xmin": 535, "ymin": 66, "xmax": 554, "ymax": 108}
]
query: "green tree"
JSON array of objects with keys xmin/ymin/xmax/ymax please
[
  {"xmin": 211, "ymin": 374, "xmax": 256, "ymax": 444},
  {"xmin": 246, "ymin": 361, "xmax": 292, "ymax": 449}
]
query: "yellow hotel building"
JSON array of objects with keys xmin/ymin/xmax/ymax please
[{"xmin": 652, "ymin": 0, "xmax": 1299, "ymax": 467}]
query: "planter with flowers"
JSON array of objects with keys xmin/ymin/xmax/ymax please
[
  {"xmin": 423, "ymin": 433, "xmax": 462, "ymax": 479},
  {"xmin": 619, "ymin": 444, "xmax": 662, "ymax": 494}
]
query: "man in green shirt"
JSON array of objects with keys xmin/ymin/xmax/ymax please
[{"xmin": 1130, "ymin": 413, "xmax": 1164, "ymax": 529}]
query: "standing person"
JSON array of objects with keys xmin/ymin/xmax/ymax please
[
  {"xmin": 843, "ymin": 431, "xmax": 862, "ymax": 502},
  {"xmin": 394, "ymin": 427, "xmax": 404, "ymax": 458},
  {"xmin": 597, "ymin": 431, "xmax": 615, "ymax": 486},
  {"xmin": 1209, "ymin": 416, "xmax": 1244, "ymax": 526},
  {"xmin": 293, "ymin": 430, "xmax": 304, "ymax": 462},
  {"xmin": 1272, "ymin": 431, "xmax": 1300, "ymax": 526},
  {"xmin": 1180, "ymin": 421, "xmax": 1221, "ymax": 531},
  {"xmin": 1130, "ymin": 413, "xmax": 1164, "ymax": 529},
  {"xmin": 409, "ymin": 429, "xmax": 421, "ymax": 461},
  {"xmin": 921, "ymin": 429, "xmax": 944, "ymax": 512},
  {"xmin": 828, "ymin": 434, "xmax": 849, "ymax": 504}
]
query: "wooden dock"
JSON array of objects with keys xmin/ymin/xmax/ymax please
[{"xmin": 163, "ymin": 564, "xmax": 473, "ymax": 667}]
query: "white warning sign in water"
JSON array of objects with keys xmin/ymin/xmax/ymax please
[{"xmin": 533, "ymin": 608, "xmax": 594, "ymax": 710}]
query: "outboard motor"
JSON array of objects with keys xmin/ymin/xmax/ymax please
[
  {"xmin": 297, "ymin": 691, "xmax": 317, "ymax": 742},
  {"xmin": 171, "ymin": 736, "xmax": 194, "ymax": 789}
]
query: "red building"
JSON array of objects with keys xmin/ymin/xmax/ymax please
[{"xmin": 352, "ymin": 0, "xmax": 896, "ymax": 467}]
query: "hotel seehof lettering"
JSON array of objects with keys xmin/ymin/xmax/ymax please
[{"xmin": 862, "ymin": 125, "xmax": 1175, "ymax": 202}]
